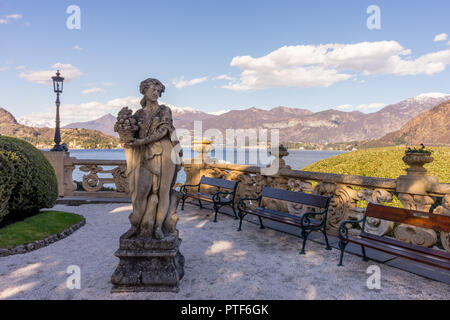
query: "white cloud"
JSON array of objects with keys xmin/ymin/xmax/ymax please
[
  {"xmin": 172, "ymin": 76, "xmax": 208, "ymax": 88},
  {"xmin": 0, "ymin": 14, "xmax": 22, "ymax": 24},
  {"xmin": 106, "ymin": 96, "xmax": 141, "ymax": 111},
  {"xmin": 336, "ymin": 103, "xmax": 385, "ymax": 112},
  {"xmin": 17, "ymin": 96, "xmax": 199, "ymax": 127},
  {"xmin": 19, "ymin": 63, "xmax": 82, "ymax": 84},
  {"xmin": 226, "ymin": 41, "xmax": 450, "ymax": 90},
  {"xmin": 0, "ymin": 66, "xmax": 10, "ymax": 72},
  {"xmin": 434, "ymin": 33, "xmax": 448, "ymax": 42},
  {"xmin": 6, "ymin": 14, "xmax": 22, "ymax": 20},
  {"xmin": 18, "ymin": 96, "xmax": 142, "ymax": 127},
  {"xmin": 82, "ymin": 87, "xmax": 105, "ymax": 95},
  {"xmin": 73, "ymin": 45, "xmax": 83, "ymax": 51},
  {"xmin": 214, "ymin": 74, "xmax": 235, "ymax": 81},
  {"xmin": 15, "ymin": 65, "xmax": 26, "ymax": 70}
]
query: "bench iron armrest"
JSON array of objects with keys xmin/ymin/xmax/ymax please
[
  {"xmin": 212, "ymin": 191, "xmax": 234, "ymax": 203},
  {"xmin": 237, "ymin": 196, "xmax": 261, "ymax": 215},
  {"xmin": 300, "ymin": 209, "xmax": 327, "ymax": 228},
  {"xmin": 181, "ymin": 183, "xmax": 201, "ymax": 194},
  {"xmin": 338, "ymin": 217, "xmax": 366, "ymax": 243}
]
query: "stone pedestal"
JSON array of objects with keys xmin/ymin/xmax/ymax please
[
  {"xmin": 396, "ymin": 153, "xmax": 436, "ymax": 195},
  {"xmin": 111, "ymin": 232, "xmax": 185, "ymax": 293},
  {"xmin": 395, "ymin": 152, "xmax": 438, "ymax": 247},
  {"xmin": 42, "ymin": 151, "xmax": 71, "ymax": 197}
]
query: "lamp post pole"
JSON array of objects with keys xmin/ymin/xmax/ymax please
[{"xmin": 50, "ymin": 70, "xmax": 66, "ymax": 152}]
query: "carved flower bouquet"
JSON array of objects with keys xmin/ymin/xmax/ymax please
[
  {"xmin": 403, "ymin": 143, "xmax": 433, "ymax": 169},
  {"xmin": 405, "ymin": 144, "xmax": 432, "ymax": 156},
  {"xmin": 114, "ymin": 107, "xmax": 139, "ymax": 144}
]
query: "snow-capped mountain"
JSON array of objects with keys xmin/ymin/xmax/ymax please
[
  {"xmin": 18, "ymin": 117, "xmax": 55, "ymax": 128},
  {"xmin": 15, "ymin": 92, "xmax": 450, "ymax": 144},
  {"xmin": 414, "ymin": 92, "xmax": 450, "ymax": 100}
]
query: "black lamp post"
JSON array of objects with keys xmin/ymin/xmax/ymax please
[{"xmin": 50, "ymin": 70, "xmax": 66, "ymax": 151}]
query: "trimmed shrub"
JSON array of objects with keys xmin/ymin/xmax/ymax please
[
  {"xmin": 0, "ymin": 136, "xmax": 58, "ymax": 222},
  {"xmin": 0, "ymin": 151, "xmax": 17, "ymax": 221}
]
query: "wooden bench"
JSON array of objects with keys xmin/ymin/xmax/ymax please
[
  {"xmin": 338, "ymin": 203, "xmax": 450, "ymax": 269},
  {"xmin": 180, "ymin": 176, "xmax": 240, "ymax": 222},
  {"xmin": 237, "ymin": 186, "xmax": 332, "ymax": 254}
]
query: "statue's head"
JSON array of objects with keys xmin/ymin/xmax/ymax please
[{"xmin": 139, "ymin": 78, "xmax": 165, "ymax": 105}]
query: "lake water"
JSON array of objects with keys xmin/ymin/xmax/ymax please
[{"xmin": 67, "ymin": 148, "xmax": 345, "ymax": 186}]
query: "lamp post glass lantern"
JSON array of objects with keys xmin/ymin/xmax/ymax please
[{"xmin": 50, "ymin": 70, "xmax": 67, "ymax": 151}]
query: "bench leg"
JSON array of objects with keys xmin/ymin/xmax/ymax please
[
  {"xmin": 338, "ymin": 240, "xmax": 348, "ymax": 266},
  {"xmin": 213, "ymin": 204, "xmax": 219, "ymax": 223},
  {"xmin": 322, "ymin": 229, "xmax": 332, "ymax": 251},
  {"xmin": 238, "ymin": 215, "xmax": 243, "ymax": 231},
  {"xmin": 361, "ymin": 245, "xmax": 369, "ymax": 261},
  {"xmin": 198, "ymin": 199, "xmax": 203, "ymax": 209},
  {"xmin": 232, "ymin": 204, "xmax": 238, "ymax": 220},
  {"xmin": 258, "ymin": 216, "xmax": 265, "ymax": 229},
  {"xmin": 300, "ymin": 229, "xmax": 310, "ymax": 255},
  {"xmin": 181, "ymin": 195, "xmax": 186, "ymax": 211}
]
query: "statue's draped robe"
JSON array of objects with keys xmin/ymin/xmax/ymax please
[{"xmin": 124, "ymin": 104, "xmax": 181, "ymax": 236}]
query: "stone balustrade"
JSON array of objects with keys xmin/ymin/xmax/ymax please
[
  {"xmin": 183, "ymin": 140, "xmax": 450, "ymax": 252},
  {"xmin": 42, "ymin": 141, "xmax": 450, "ymax": 252},
  {"xmin": 43, "ymin": 151, "xmax": 128, "ymax": 198}
]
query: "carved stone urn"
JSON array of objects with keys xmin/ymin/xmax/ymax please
[
  {"xmin": 266, "ymin": 144, "xmax": 291, "ymax": 174},
  {"xmin": 396, "ymin": 151, "xmax": 439, "ymax": 248},
  {"xmin": 402, "ymin": 153, "xmax": 433, "ymax": 176},
  {"xmin": 396, "ymin": 152, "xmax": 438, "ymax": 195},
  {"xmin": 192, "ymin": 139, "xmax": 215, "ymax": 164}
]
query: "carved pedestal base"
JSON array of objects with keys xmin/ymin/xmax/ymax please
[{"xmin": 111, "ymin": 232, "xmax": 185, "ymax": 293}]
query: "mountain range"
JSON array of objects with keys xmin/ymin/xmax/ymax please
[
  {"xmin": 63, "ymin": 113, "xmax": 119, "ymax": 137},
  {"xmin": 363, "ymin": 99, "xmax": 450, "ymax": 147},
  {"xmin": 54, "ymin": 93, "xmax": 449, "ymax": 145},
  {"xmin": 0, "ymin": 108, "xmax": 120, "ymax": 149}
]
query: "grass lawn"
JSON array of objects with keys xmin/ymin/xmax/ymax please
[
  {"xmin": 302, "ymin": 146, "xmax": 450, "ymax": 183},
  {"xmin": 0, "ymin": 211, "xmax": 84, "ymax": 249}
]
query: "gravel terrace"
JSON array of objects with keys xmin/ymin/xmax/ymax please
[{"xmin": 0, "ymin": 203, "xmax": 448, "ymax": 300}]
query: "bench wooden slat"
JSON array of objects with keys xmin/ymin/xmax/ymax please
[
  {"xmin": 360, "ymin": 232, "xmax": 450, "ymax": 260},
  {"xmin": 244, "ymin": 207, "xmax": 322, "ymax": 227},
  {"xmin": 366, "ymin": 203, "xmax": 450, "ymax": 233},
  {"xmin": 200, "ymin": 176, "xmax": 237, "ymax": 190},
  {"xmin": 261, "ymin": 187, "xmax": 329, "ymax": 208},
  {"xmin": 345, "ymin": 235, "xmax": 450, "ymax": 270},
  {"xmin": 258, "ymin": 207, "xmax": 322, "ymax": 226},
  {"xmin": 184, "ymin": 192, "xmax": 231, "ymax": 203},
  {"xmin": 248, "ymin": 208, "xmax": 302, "ymax": 226}
]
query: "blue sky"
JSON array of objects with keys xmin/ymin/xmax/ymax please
[{"xmin": 0, "ymin": 0, "xmax": 449, "ymax": 125}]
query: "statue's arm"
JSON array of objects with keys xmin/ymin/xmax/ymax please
[
  {"xmin": 141, "ymin": 125, "xmax": 169, "ymax": 145},
  {"xmin": 125, "ymin": 124, "xmax": 170, "ymax": 148},
  {"xmin": 139, "ymin": 107, "xmax": 173, "ymax": 145},
  {"xmin": 125, "ymin": 107, "xmax": 173, "ymax": 148}
]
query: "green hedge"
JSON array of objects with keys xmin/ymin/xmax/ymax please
[
  {"xmin": 0, "ymin": 136, "xmax": 58, "ymax": 222},
  {"xmin": 0, "ymin": 151, "xmax": 17, "ymax": 220}
]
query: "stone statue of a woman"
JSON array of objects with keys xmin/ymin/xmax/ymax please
[
  {"xmin": 115, "ymin": 78, "xmax": 182, "ymax": 240},
  {"xmin": 111, "ymin": 78, "xmax": 184, "ymax": 293}
]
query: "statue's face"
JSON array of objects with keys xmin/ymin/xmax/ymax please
[{"xmin": 145, "ymin": 84, "xmax": 160, "ymax": 103}]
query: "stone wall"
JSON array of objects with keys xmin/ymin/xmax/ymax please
[
  {"xmin": 43, "ymin": 142, "xmax": 450, "ymax": 252},
  {"xmin": 43, "ymin": 151, "xmax": 128, "ymax": 198},
  {"xmin": 183, "ymin": 141, "xmax": 450, "ymax": 252}
]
